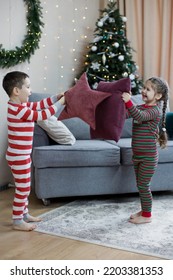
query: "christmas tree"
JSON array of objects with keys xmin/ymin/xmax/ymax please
[{"xmin": 77, "ymin": 0, "xmax": 143, "ymax": 95}]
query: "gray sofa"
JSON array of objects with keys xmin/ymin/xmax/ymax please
[{"xmin": 30, "ymin": 93, "xmax": 173, "ymax": 205}]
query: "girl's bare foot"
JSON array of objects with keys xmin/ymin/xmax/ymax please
[
  {"xmin": 13, "ymin": 220, "xmax": 36, "ymax": 231},
  {"xmin": 24, "ymin": 214, "xmax": 42, "ymax": 223},
  {"xmin": 130, "ymin": 211, "xmax": 142, "ymax": 219},
  {"xmin": 129, "ymin": 215, "xmax": 152, "ymax": 224}
]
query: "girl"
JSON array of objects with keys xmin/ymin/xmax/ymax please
[{"xmin": 122, "ymin": 77, "xmax": 169, "ymax": 224}]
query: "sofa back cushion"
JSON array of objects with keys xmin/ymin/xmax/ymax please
[
  {"xmin": 121, "ymin": 94, "xmax": 143, "ymax": 138},
  {"xmin": 62, "ymin": 118, "xmax": 91, "ymax": 140},
  {"xmin": 33, "ymin": 124, "xmax": 50, "ymax": 147},
  {"xmin": 166, "ymin": 112, "xmax": 173, "ymax": 140}
]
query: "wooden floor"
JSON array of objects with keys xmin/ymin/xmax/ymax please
[{"xmin": 0, "ymin": 188, "xmax": 163, "ymax": 260}]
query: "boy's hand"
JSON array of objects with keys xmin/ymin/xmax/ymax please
[
  {"xmin": 58, "ymin": 95, "xmax": 65, "ymax": 105},
  {"xmin": 122, "ymin": 92, "xmax": 131, "ymax": 103},
  {"xmin": 57, "ymin": 92, "xmax": 64, "ymax": 101}
]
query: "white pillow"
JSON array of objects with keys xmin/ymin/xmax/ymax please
[{"xmin": 37, "ymin": 116, "xmax": 76, "ymax": 145}]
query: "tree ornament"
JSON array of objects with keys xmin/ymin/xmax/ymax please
[
  {"xmin": 93, "ymin": 36, "xmax": 103, "ymax": 43},
  {"xmin": 109, "ymin": 52, "xmax": 116, "ymax": 58},
  {"xmin": 102, "ymin": 53, "xmax": 106, "ymax": 65},
  {"xmin": 90, "ymin": 62, "xmax": 101, "ymax": 70},
  {"xmin": 121, "ymin": 16, "xmax": 127, "ymax": 22},
  {"xmin": 109, "ymin": 17, "xmax": 115, "ymax": 23},
  {"xmin": 101, "ymin": 14, "xmax": 109, "ymax": 23},
  {"xmin": 129, "ymin": 73, "xmax": 135, "ymax": 80},
  {"xmin": 103, "ymin": 12, "xmax": 108, "ymax": 17},
  {"xmin": 119, "ymin": 30, "xmax": 124, "ymax": 35},
  {"xmin": 118, "ymin": 55, "xmax": 124, "ymax": 61},
  {"xmin": 97, "ymin": 21, "xmax": 103, "ymax": 27},
  {"xmin": 91, "ymin": 46, "xmax": 97, "ymax": 52},
  {"xmin": 122, "ymin": 72, "xmax": 128, "ymax": 78},
  {"xmin": 131, "ymin": 81, "xmax": 136, "ymax": 88},
  {"xmin": 103, "ymin": 34, "xmax": 108, "ymax": 40},
  {"xmin": 0, "ymin": 0, "xmax": 44, "ymax": 68},
  {"xmin": 92, "ymin": 82, "xmax": 99, "ymax": 89},
  {"xmin": 113, "ymin": 42, "xmax": 119, "ymax": 48}
]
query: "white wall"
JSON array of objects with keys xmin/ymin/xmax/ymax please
[{"xmin": 0, "ymin": 0, "xmax": 100, "ymax": 186}]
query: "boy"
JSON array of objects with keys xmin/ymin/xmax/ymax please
[{"xmin": 3, "ymin": 71, "xmax": 65, "ymax": 231}]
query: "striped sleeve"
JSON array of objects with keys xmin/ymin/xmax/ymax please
[
  {"xmin": 127, "ymin": 104, "xmax": 160, "ymax": 122},
  {"xmin": 26, "ymin": 96, "xmax": 56, "ymax": 110},
  {"xmin": 15, "ymin": 102, "xmax": 64, "ymax": 122}
]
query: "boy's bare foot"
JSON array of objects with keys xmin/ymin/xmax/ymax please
[
  {"xmin": 24, "ymin": 214, "xmax": 42, "ymax": 223},
  {"xmin": 13, "ymin": 220, "xmax": 36, "ymax": 231},
  {"xmin": 129, "ymin": 215, "xmax": 152, "ymax": 224},
  {"xmin": 130, "ymin": 211, "xmax": 142, "ymax": 219}
]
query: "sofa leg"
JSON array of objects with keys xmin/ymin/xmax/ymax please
[{"xmin": 42, "ymin": 198, "xmax": 51, "ymax": 206}]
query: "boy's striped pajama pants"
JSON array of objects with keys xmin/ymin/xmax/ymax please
[
  {"xmin": 6, "ymin": 152, "xmax": 31, "ymax": 220},
  {"xmin": 133, "ymin": 153, "xmax": 158, "ymax": 215}
]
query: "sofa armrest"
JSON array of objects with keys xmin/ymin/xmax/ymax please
[
  {"xmin": 33, "ymin": 123, "xmax": 50, "ymax": 147},
  {"xmin": 166, "ymin": 112, "xmax": 173, "ymax": 140}
]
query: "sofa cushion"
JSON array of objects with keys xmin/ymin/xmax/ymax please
[
  {"xmin": 90, "ymin": 78, "xmax": 131, "ymax": 142},
  {"xmin": 37, "ymin": 116, "xmax": 76, "ymax": 145},
  {"xmin": 117, "ymin": 138, "xmax": 173, "ymax": 165},
  {"xmin": 158, "ymin": 141, "xmax": 173, "ymax": 163},
  {"xmin": 121, "ymin": 119, "xmax": 133, "ymax": 138},
  {"xmin": 62, "ymin": 118, "xmax": 91, "ymax": 140},
  {"xmin": 32, "ymin": 140, "xmax": 120, "ymax": 168},
  {"xmin": 117, "ymin": 138, "xmax": 133, "ymax": 165},
  {"xmin": 166, "ymin": 112, "xmax": 173, "ymax": 140},
  {"xmin": 33, "ymin": 124, "xmax": 50, "ymax": 147},
  {"xmin": 121, "ymin": 94, "xmax": 143, "ymax": 138},
  {"xmin": 58, "ymin": 73, "xmax": 111, "ymax": 129}
]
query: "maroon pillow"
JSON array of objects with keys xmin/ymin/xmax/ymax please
[
  {"xmin": 90, "ymin": 78, "xmax": 131, "ymax": 142},
  {"xmin": 58, "ymin": 73, "xmax": 111, "ymax": 129}
]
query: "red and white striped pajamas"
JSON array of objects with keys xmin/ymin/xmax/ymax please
[{"xmin": 6, "ymin": 96, "xmax": 64, "ymax": 220}]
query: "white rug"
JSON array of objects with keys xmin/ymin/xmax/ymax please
[{"xmin": 35, "ymin": 194, "xmax": 173, "ymax": 259}]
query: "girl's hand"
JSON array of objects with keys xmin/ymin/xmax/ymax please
[{"xmin": 122, "ymin": 92, "xmax": 131, "ymax": 103}]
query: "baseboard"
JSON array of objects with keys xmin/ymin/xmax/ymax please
[{"xmin": 0, "ymin": 184, "xmax": 9, "ymax": 191}]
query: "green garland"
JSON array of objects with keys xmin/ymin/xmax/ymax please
[{"xmin": 0, "ymin": 0, "xmax": 44, "ymax": 68}]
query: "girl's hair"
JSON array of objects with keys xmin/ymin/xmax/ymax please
[
  {"xmin": 148, "ymin": 77, "xmax": 169, "ymax": 149},
  {"xmin": 2, "ymin": 71, "xmax": 29, "ymax": 97}
]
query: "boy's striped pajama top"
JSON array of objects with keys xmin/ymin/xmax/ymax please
[{"xmin": 6, "ymin": 96, "xmax": 64, "ymax": 220}]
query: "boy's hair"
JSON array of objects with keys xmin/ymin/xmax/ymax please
[
  {"xmin": 2, "ymin": 71, "xmax": 29, "ymax": 97},
  {"xmin": 148, "ymin": 77, "xmax": 169, "ymax": 149}
]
